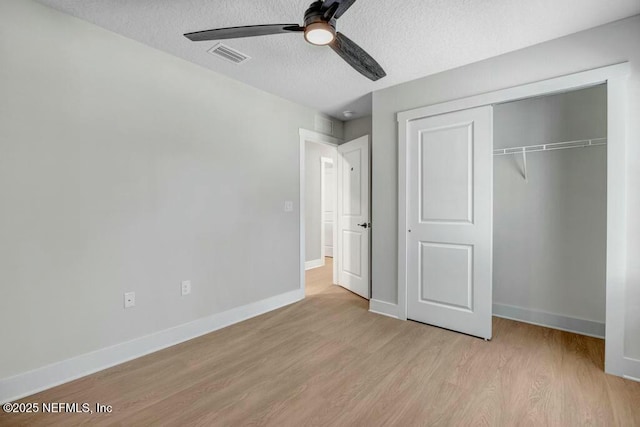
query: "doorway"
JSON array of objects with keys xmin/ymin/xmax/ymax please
[
  {"xmin": 303, "ymin": 140, "xmax": 337, "ymax": 273},
  {"xmin": 299, "ymin": 129, "xmax": 371, "ymax": 299},
  {"xmin": 492, "ymin": 85, "xmax": 607, "ymax": 338},
  {"xmin": 321, "ymin": 157, "xmax": 335, "ymax": 260}
]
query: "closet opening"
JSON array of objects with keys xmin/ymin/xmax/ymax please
[
  {"xmin": 492, "ymin": 84, "xmax": 607, "ymax": 342},
  {"xmin": 398, "ymin": 62, "xmax": 630, "ymax": 376}
]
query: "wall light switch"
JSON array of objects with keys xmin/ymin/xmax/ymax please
[
  {"xmin": 284, "ymin": 201, "xmax": 294, "ymax": 212},
  {"xmin": 181, "ymin": 280, "xmax": 191, "ymax": 296},
  {"xmin": 124, "ymin": 292, "xmax": 135, "ymax": 308}
]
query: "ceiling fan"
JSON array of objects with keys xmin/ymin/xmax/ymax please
[{"xmin": 184, "ymin": 0, "xmax": 386, "ymax": 81}]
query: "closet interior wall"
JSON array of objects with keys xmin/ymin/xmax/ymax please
[{"xmin": 493, "ymin": 85, "xmax": 607, "ymax": 336}]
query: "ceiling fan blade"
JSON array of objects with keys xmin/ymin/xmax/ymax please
[
  {"xmin": 184, "ymin": 24, "xmax": 304, "ymax": 42},
  {"xmin": 322, "ymin": 0, "xmax": 356, "ymax": 19},
  {"xmin": 329, "ymin": 32, "xmax": 386, "ymax": 81},
  {"xmin": 322, "ymin": 2, "xmax": 341, "ymax": 21}
]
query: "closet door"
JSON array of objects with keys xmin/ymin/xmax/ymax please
[{"xmin": 406, "ymin": 106, "xmax": 493, "ymax": 339}]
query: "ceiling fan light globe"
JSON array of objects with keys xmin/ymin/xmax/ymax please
[{"xmin": 304, "ymin": 22, "xmax": 335, "ymax": 45}]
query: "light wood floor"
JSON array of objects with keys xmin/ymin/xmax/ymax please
[
  {"xmin": 3, "ymin": 259, "xmax": 639, "ymax": 426},
  {"xmin": 305, "ymin": 256, "xmax": 335, "ymax": 296}
]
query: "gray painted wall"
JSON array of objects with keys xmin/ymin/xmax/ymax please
[
  {"xmin": 494, "ymin": 85, "xmax": 608, "ymax": 149},
  {"xmin": 493, "ymin": 86, "xmax": 607, "ymax": 323},
  {"xmin": 344, "ymin": 116, "xmax": 373, "ymax": 142},
  {"xmin": 305, "ymin": 141, "xmax": 337, "ymax": 262},
  {"xmin": 0, "ymin": 0, "xmax": 341, "ymax": 380},
  {"xmin": 372, "ymin": 16, "xmax": 640, "ymax": 359}
]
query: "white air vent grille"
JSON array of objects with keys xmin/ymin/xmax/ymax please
[
  {"xmin": 315, "ymin": 116, "xmax": 334, "ymax": 136},
  {"xmin": 207, "ymin": 43, "xmax": 251, "ymax": 64}
]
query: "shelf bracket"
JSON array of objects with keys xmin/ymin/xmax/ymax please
[{"xmin": 522, "ymin": 150, "xmax": 528, "ymax": 182}]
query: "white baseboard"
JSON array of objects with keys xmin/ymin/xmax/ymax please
[
  {"xmin": 305, "ymin": 258, "xmax": 324, "ymax": 270},
  {"xmin": 620, "ymin": 356, "xmax": 640, "ymax": 382},
  {"xmin": 369, "ymin": 299, "xmax": 399, "ymax": 319},
  {"xmin": 624, "ymin": 374, "xmax": 640, "ymax": 383},
  {"xmin": 493, "ymin": 303, "xmax": 605, "ymax": 338},
  {"xmin": 0, "ymin": 288, "xmax": 304, "ymax": 404}
]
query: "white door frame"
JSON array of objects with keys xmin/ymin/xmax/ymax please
[
  {"xmin": 397, "ymin": 62, "xmax": 632, "ymax": 377},
  {"xmin": 320, "ymin": 156, "xmax": 335, "ymax": 260},
  {"xmin": 299, "ymin": 129, "xmax": 341, "ymax": 295}
]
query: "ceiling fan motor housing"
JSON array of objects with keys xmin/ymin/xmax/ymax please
[
  {"xmin": 304, "ymin": 1, "xmax": 337, "ymax": 31},
  {"xmin": 303, "ymin": 1, "xmax": 337, "ymax": 45}
]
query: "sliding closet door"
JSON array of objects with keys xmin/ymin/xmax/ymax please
[{"xmin": 406, "ymin": 106, "xmax": 493, "ymax": 339}]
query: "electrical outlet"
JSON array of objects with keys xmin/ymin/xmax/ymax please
[
  {"xmin": 181, "ymin": 280, "xmax": 191, "ymax": 296},
  {"xmin": 124, "ymin": 292, "xmax": 135, "ymax": 308}
]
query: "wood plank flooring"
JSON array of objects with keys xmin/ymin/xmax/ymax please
[
  {"xmin": 305, "ymin": 257, "xmax": 335, "ymax": 296},
  {"xmin": 2, "ymin": 258, "xmax": 639, "ymax": 426}
]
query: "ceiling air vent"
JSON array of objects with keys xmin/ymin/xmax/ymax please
[
  {"xmin": 315, "ymin": 116, "xmax": 334, "ymax": 136},
  {"xmin": 207, "ymin": 43, "xmax": 251, "ymax": 65}
]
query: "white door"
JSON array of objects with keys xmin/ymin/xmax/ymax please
[
  {"xmin": 322, "ymin": 160, "xmax": 335, "ymax": 257},
  {"xmin": 337, "ymin": 135, "xmax": 370, "ymax": 299},
  {"xmin": 406, "ymin": 106, "xmax": 493, "ymax": 339}
]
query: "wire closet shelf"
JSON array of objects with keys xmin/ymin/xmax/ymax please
[{"xmin": 493, "ymin": 137, "xmax": 607, "ymax": 156}]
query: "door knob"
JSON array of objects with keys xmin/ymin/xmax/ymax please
[{"xmin": 357, "ymin": 222, "xmax": 371, "ymax": 229}]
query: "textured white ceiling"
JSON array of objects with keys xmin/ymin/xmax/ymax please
[{"xmin": 36, "ymin": 0, "xmax": 640, "ymax": 119}]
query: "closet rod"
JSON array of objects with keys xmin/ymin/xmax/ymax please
[{"xmin": 493, "ymin": 137, "xmax": 607, "ymax": 156}]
